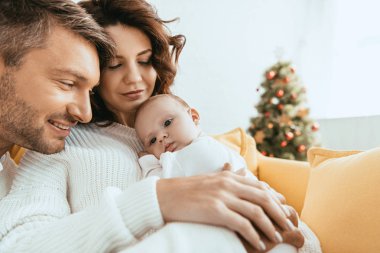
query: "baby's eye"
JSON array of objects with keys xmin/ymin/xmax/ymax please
[
  {"xmin": 164, "ymin": 119, "xmax": 172, "ymax": 127},
  {"xmin": 150, "ymin": 137, "xmax": 157, "ymax": 145}
]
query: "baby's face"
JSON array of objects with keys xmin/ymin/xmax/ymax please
[{"xmin": 135, "ymin": 96, "xmax": 201, "ymax": 158}]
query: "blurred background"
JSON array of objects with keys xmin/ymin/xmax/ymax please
[{"xmin": 145, "ymin": 0, "xmax": 380, "ymax": 150}]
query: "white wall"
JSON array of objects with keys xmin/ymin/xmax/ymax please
[
  {"xmin": 146, "ymin": 0, "xmax": 380, "ymax": 135},
  {"xmin": 318, "ymin": 115, "xmax": 380, "ymax": 150}
]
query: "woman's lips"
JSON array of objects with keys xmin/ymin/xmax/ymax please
[{"xmin": 122, "ymin": 89, "xmax": 144, "ymax": 100}]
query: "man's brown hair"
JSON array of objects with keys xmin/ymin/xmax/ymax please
[{"xmin": 0, "ymin": 0, "xmax": 114, "ymax": 69}]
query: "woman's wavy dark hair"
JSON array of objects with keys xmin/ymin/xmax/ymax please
[{"xmin": 79, "ymin": 0, "xmax": 186, "ymax": 125}]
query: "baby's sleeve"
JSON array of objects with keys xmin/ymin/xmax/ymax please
[{"xmin": 138, "ymin": 155, "xmax": 163, "ymax": 178}]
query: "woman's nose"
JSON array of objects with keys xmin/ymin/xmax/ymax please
[{"xmin": 123, "ymin": 63, "xmax": 143, "ymax": 84}]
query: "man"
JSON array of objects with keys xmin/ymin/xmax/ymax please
[{"xmin": 0, "ymin": 0, "xmax": 114, "ymax": 197}]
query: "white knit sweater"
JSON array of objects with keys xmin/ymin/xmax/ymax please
[
  {"xmin": 0, "ymin": 152, "xmax": 17, "ymax": 199},
  {"xmin": 0, "ymin": 123, "xmax": 246, "ymax": 253}
]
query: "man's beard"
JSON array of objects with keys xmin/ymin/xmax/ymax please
[{"xmin": 0, "ymin": 70, "xmax": 64, "ymax": 154}]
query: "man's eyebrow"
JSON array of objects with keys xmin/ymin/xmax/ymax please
[{"xmin": 51, "ymin": 68, "xmax": 88, "ymax": 81}]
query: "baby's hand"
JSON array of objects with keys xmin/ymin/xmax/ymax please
[{"xmin": 138, "ymin": 151, "xmax": 149, "ymax": 158}]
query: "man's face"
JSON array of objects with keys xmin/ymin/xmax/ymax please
[{"xmin": 0, "ymin": 26, "xmax": 100, "ymax": 154}]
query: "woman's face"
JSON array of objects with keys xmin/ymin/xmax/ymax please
[{"xmin": 99, "ymin": 24, "xmax": 157, "ymax": 125}]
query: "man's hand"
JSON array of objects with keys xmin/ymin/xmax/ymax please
[{"xmin": 156, "ymin": 170, "xmax": 295, "ymax": 251}]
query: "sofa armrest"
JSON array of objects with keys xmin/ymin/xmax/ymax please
[{"xmin": 257, "ymin": 153, "xmax": 310, "ymax": 214}]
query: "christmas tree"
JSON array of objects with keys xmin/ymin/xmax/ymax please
[{"xmin": 248, "ymin": 61, "xmax": 319, "ymax": 161}]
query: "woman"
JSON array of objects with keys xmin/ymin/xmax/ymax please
[{"xmin": 0, "ymin": 0, "xmax": 302, "ymax": 252}]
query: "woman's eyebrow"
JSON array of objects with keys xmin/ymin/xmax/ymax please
[
  {"xmin": 137, "ymin": 49, "xmax": 152, "ymax": 56},
  {"xmin": 113, "ymin": 49, "xmax": 152, "ymax": 59}
]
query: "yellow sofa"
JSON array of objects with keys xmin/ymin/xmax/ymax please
[
  {"xmin": 214, "ymin": 128, "xmax": 380, "ymax": 253},
  {"xmin": 10, "ymin": 128, "xmax": 380, "ymax": 253}
]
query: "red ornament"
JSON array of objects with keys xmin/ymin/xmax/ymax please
[
  {"xmin": 264, "ymin": 112, "xmax": 270, "ymax": 118},
  {"xmin": 311, "ymin": 122, "xmax": 320, "ymax": 132},
  {"xmin": 285, "ymin": 132, "xmax": 294, "ymax": 141},
  {"xmin": 266, "ymin": 70, "xmax": 276, "ymax": 80},
  {"xmin": 276, "ymin": 89, "xmax": 284, "ymax": 98},
  {"xmin": 261, "ymin": 151, "xmax": 268, "ymax": 156},
  {"xmin": 277, "ymin": 104, "xmax": 284, "ymax": 110},
  {"xmin": 283, "ymin": 76, "xmax": 290, "ymax": 84},
  {"xmin": 280, "ymin": 141, "xmax": 287, "ymax": 147},
  {"xmin": 297, "ymin": 144, "xmax": 306, "ymax": 153}
]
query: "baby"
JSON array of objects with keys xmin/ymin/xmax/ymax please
[
  {"xmin": 134, "ymin": 94, "xmax": 323, "ymax": 253},
  {"xmin": 134, "ymin": 94, "xmax": 251, "ymax": 179}
]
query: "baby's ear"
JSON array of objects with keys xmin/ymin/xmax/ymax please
[{"xmin": 189, "ymin": 108, "xmax": 200, "ymax": 125}]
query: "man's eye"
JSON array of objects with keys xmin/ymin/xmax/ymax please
[
  {"xmin": 164, "ymin": 119, "xmax": 172, "ymax": 127},
  {"xmin": 150, "ymin": 137, "xmax": 157, "ymax": 145},
  {"xmin": 60, "ymin": 81, "xmax": 74, "ymax": 88}
]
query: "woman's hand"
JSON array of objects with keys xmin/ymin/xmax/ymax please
[
  {"xmin": 241, "ymin": 205, "xmax": 304, "ymax": 252},
  {"xmin": 241, "ymin": 227, "xmax": 304, "ymax": 252},
  {"xmin": 156, "ymin": 169, "xmax": 296, "ymax": 251}
]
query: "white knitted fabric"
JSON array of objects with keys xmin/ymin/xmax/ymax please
[
  {"xmin": 0, "ymin": 152, "xmax": 17, "ymax": 199},
  {"xmin": 298, "ymin": 221, "xmax": 322, "ymax": 253},
  {"xmin": 0, "ymin": 124, "xmax": 163, "ymax": 252}
]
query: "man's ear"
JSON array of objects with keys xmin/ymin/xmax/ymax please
[{"xmin": 189, "ymin": 108, "xmax": 200, "ymax": 125}]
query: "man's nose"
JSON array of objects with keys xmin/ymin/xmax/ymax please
[{"xmin": 67, "ymin": 92, "xmax": 92, "ymax": 123}]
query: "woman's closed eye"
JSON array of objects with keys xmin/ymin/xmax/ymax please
[
  {"xmin": 138, "ymin": 58, "xmax": 152, "ymax": 66},
  {"xmin": 108, "ymin": 63, "xmax": 122, "ymax": 70}
]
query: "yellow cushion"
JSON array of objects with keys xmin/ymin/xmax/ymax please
[
  {"xmin": 258, "ymin": 154, "xmax": 310, "ymax": 214},
  {"xmin": 213, "ymin": 128, "xmax": 258, "ymax": 176},
  {"xmin": 301, "ymin": 147, "xmax": 380, "ymax": 253}
]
